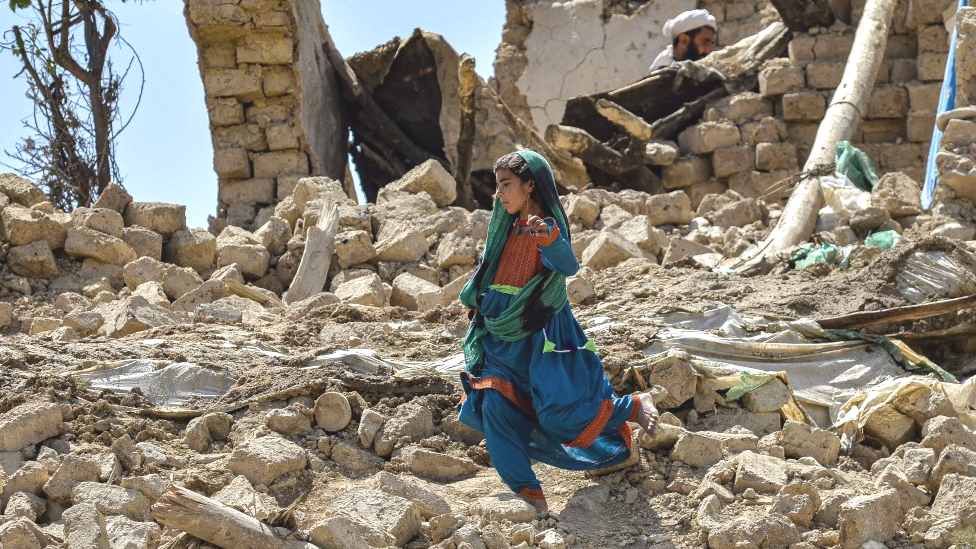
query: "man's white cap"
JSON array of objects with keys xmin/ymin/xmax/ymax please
[{"xmin": 663, "ymin": 9, "xmax": 717, "ymax": 40}]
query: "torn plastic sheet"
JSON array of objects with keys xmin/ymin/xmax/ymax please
[
  {"xmin": 306, "ymin": 348, "xmax": 466, "ymax": 380},
  {"xmin": 895, "ymin": 250, "xmax": 976, "ymax": 303},
  {"xmin": 68, "ymin": 360, "xmax": 237, "ymax": 408}
]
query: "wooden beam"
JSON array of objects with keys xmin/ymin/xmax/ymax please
[
  {"xmin": 283, "ymin": 203, "xmax": 340, "ymax": 306},
  {"xmin": 595, "ymin": 99, "xmax": 653, "ymax": 141},
  {"xmin": 546, "ymin": 124, "xmax": 661, "ymax": 194},
  {"xmin": 453, "ymin": 54, "xmax": 477, "ymax": 209},
  {"xmin": 817, "ymin": 294, "xmax": 976, "ymax": 330}
]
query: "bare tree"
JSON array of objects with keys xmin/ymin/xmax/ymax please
[{"xmin": 3, "ymin": 0, "xmax": 141, "ymax": 210}]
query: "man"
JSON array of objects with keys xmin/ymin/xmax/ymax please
[{"xmin": 648, "ymin": 9, "xmax": 718, "ymax": 73}]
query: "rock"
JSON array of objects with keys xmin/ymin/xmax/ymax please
[
  {"xmin": 779, "ymin": 421, "xmax": 841, "ymax": 466},
  {"xmin": 328, "ymin": 488, "xmax": 421, "ymax": 547},
  {"xmin": 734, "ymin": 451, "xmax": 788, "ymax": 494},
  {"xmin": 184, "ymin": 412, "xmax": 234, "ymax": 452},
  {"xmin": 3, "ymin": 491, "xmax": 46, "ymax": 521},
  {"xmin": 212, "ymin": 475, "xmax": 278, "ymax": 520},
  {"xmin": 227, "ymin": 434, "xmax": 307, "ymax": 486},
  {"xmin": 122, "ymin": 226, "xmax": 163, "ymax": 260},
  {"xmin": 707, "ymin": 514, "xmax": 800, "ymax": 549},
  {"xmin": 931, "ymin": 444, "xmax": 976, "ymax": 489},
  {"xmin": 391, "ymin": 273, "xmax": 444, "ymax": 312},
  {"xmin": 695, "ymin": 494, "xmax": 723, "ymax": 531},
  {"xmin": 334, "ymin": 272, "xmax": 387, "ymax": 307},
  {"xmin": 849, "ymin": 205, "xmax": 891, "ymax": 231},
  {"xmin": 253, "ymin": 216, "xmax": 291, "ymax": 256},
  {"xmin": 838, "ymin": 489, "xmax": 903, "ymax": 549},
  {"xmin": 170, "ymin": 280, "xmax": 232, "ymax": 314},
  {"xmin": 932, "ymin": 473, "xmax": 976, "ymax": 519},
  {"xmin": 308, "ymin": 515, "xmax": 382, "ymax": 549},
  {"xmin": 374, "ymin": 402, "xmax": 435, "ymax": 457},
  {"xmin": 566, "ymin": 272, "xmax": 595, "ymax": 304},
  {"xmin": 164, "ymin": 228, "xmax": 217, "ymax": 273},
  {"xmin": 71, "ymin": 207, "xmax": 124, "ymax": 238},
  {"xmin": 670, "ymin": 431, "xmax": 725, "ymax": 469},
  {"xmin": 662, "ymin": 237, "xmax": 714, "ymax": 264},
  {"xmin": 875, "ymin": 463, "xmax": 931, "ymax": 511},
  {"xmin": 921, "ymin": 416, "xmax": 976, "ymax": 456},
  {"xmin": 741, "ymin": 378, "xmax": 790, "ymax": 412},
  {"xmin": 617, "ymin": 216, "xmax": 669, "ymax": 255},
  {"xmin": 645, "ymin": 352, "xmax": 696, "ymax": 409},
  {"xmin": 216, "ymin": 243, "xmax": 270, "ymax": 279},
  {"xmin": 435, "ymin": 231, "xmax": 479, "ymax": 269},
  {"xmin": 903, "ymin": 447, "xmax": 936, "ymax": 486},
  {"xmin": 119, "ymin": 474, "xmax": 166, "ymax": 502},
  {"xmin": 892, "ymin": 385, "xmax": 956, "ymax": 426},
  {"xmin": 358, "ymin": 409, "xmax": 387, "ymax": 449},
  {"xmin": 335, "ymin": 230, "xmax": 376, "ymax": 268},
  {"xmin": 61, "ymin": 311, "xmax": 105, "ymax": 337},
  {"xmin": 0, "ymin": 173, "xmax": 46, "ymax": 206},
  {"xmin": 468, "ymin": 494, "xmax": 537, "ymax": 522},
  {"xmin": 8, "ymin": 240, "xmax": 59, "ymax": 279},
  {"xmin": 2, "ymin": 205, "xmax": 68, "ymax": 249},
  {"xmin": 124, "ymin": 202, "xmax": 186, "ymax": 238},
  {"xmin": 638, "ymin": 413, "xmax": 684, "ymax": 451},
  {"xmin": 871, "ymin": 172, "xmax": 923, "ymax": 217},
  {"xmin": 864, "ymin": 404, "xmax": 917, "ymax": 450},
  {"xmin": 132, "ymin": 281, "xmax": 170, "ymax": 308},
  {"xmin": 581, "ymin": 230, "xmax": 645, "ymax": 270},
  {"xmin": 539, "ymin": 530, "xmax": 566, "ymax": 549},
  {"xmin": 647, "ymin": 191, "xmax": 694, "ymax": 226},
  {"xmin": 93, "ymin": 182, "xmax": 133, "ymax": 213},
  {"xmin": 0, "ymin": 517, "xmax": 43, "ymax": 548},
  {"xmin": 401, "ymin": 446, "xmax": 479, "ymax": 481},
  {"xmin": 331, "ymin": 441, "xmax": 385, "ymax": 474},
  {"xmin": 708, "ymin": 198, "xmax": 763, "ymax": 228},
  {"xmin": 64, "ymin": 226, "xmax": 138, "ymax": 265},
  {"xmin": 94, "ymin": 296, "xmax": 178, "ymax": 337},
  {"xmin": 563, "ymin": 194, "xmax": 600, "ymax": 228},
  {"xmin": 266, "ymin": 405, "xmax": 312, "ymax": 437},
  {"xmin": 375, "ymin": 471, "xmax": 451, "ymax": 519},
  {"xmin": 0, "ymin": 402, "xmax": 62, "ymax": 452},
  {"xmin": 772, "ymin": 482, "xmax": 821, "ymax": 528},
  {"xmin": 374, "ymin": 226, "xmax": 428, "ymax": 263},
  {"xmin": 63, "ymin": 501, "xmax": 112, "ymax": 549},
  {"xmin": 599, "ymin": 203, "xmax": 634, "ymax": 229},
  {"xmin": 314, "ymin": 392, "xmax": 352, "ymax": 432},
  {"xmin": 387, "ymin": 159, "xmax": 457, "ymax": 207},
  {"xmin": 42, "ymin": 454, "xmax": 100, "ymax": 504},
  {"xmin": 71, "ymin": 481, "xmax": 152, "ymax": 521},
  {"xmin": 103, "ymin": 516, "xmax": 161, "ymax": 549}
]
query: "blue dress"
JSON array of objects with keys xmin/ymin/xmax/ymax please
[{"xmin": 458, "ymin": 221, "xmax": 636, "ymax": 499}]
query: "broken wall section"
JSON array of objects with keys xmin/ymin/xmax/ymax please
[
  {"xmin": 183, "ymin": 0, "xmax": 347, "ymax": 232},
  {"xmin": 494, "ymin": 0, "xmax": 777, "ymax": 133}
]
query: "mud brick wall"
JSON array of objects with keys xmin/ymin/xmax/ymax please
[{"xmin": 183, "ymin": 0, "xmax": 346, "ymax": 231}]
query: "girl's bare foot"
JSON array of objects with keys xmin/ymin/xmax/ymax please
[
  {"xmin": 634, "ymin": 393, "xmax": 659, "ymax": 438},
  {"xmin": 518, "ymin": 494, "xmax": 549, "ymax": 518}
]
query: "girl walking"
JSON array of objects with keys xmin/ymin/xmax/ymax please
[{"xmin": 458, "ymin": 150, "xmax": 658, "ymax": 516}]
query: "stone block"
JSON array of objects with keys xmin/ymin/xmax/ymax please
[
  {"xmin": 2, "ymin": 205, "xmax": 68, "ymax": 249},
  {"xmin": 806, "ymin": 61, "xmax": 845, "ymax": 89},
  {"xmin": 374, "ymin": 227, "xmax": 427, "ymax": 263},
  {"xmin": 838, "ymin": 489, "xmax": 903, "ymax": 549},
  {"xmin": 662, "ymin": 237, "xmax": 713, "ymax": 264},
  {"xmin": 122, "ymin": 226, "xmax": 162, "ymax": 261},
  {"xmin": 64, "ymin": 227, "xmax": 137, "ymax": 266},
  {"xmin": 678, "ymin": 121, "xmax": 741, "ymax": 155},
  {"xmin": 906, "ymin": 111, "xmax": 936, "ymax": 142},
  {"xmin": 772, "ymin": 482, "xmax": 821, "ymax": 528},
  {"xmin": 401, "ymin": 446, "xmax": 479, "ymax": 481},
  {"xmin": 63, "ymin": 503, "xmax": 111, "ymax": 549},
  {"xmin": 724, "ymin": 92, "xmax": 773, "ymax": 123},
  {"xmin": 374, "ymin": 471, "xmax": 450, "ymax": 519},
  {"xmin": 782, "ymin": 92, "xmax": 826, "ymax": 120},
  {"xmin": 263, "ymin": 66, "xmax": 296, "ymax": 97},
  {"xmin": 387, "ymin": 159, "xmax": 457, "ymax": 207},
  {"xmin": 932, "ymin": 473, "xmax": 976, "ymax": 518},
  {"xmin": 213, "ymin": 124, "xmax": 267, "ymax": 151},
  {"xmin": 756, "ymin": 142, "xmax": 798, "ymax": 171},
  {"xmin": 213, "ymin": 147, "xmax": 250, "ymax": 179},
  {"xmin": 917, "ymin": 52, "xmax": 947, "ymax": 81},
  {"xmin": 918, "ymin": 24, "xmax": 950, "ymax": 53},
  {"xmin": 662, "ymin": 156, "xmax": 713, "ymax": 189},
  {"xmin": 71, "ymin": 481, "xmax": 151, "ymax": 521},
  {"xmin": 266, "ymin": 406, "xmax": 312, "ymax": 437},
  {"xmin": 203, "ymin": 68, "xmax": 263, "ymax": 101},
  {"xmin": 867, "ymin": 86, "xmax": 910, "ymax": 119},
  {"xmin": 71, "ymin": 207, "xmax": 124, "ymax": 239},
  {"xmin": 708, "ymin": 514, "xmax": 800, "ymax": 549},
  {"xmin": 124, "ymin": 202, "xmax": 186, "ymax": 238},
  {"xmin": 266, "ymin": 123, "xmax": 299, "ymax": 150},
  {"xmin": 164, "ymin": 228, "xmax": 216, "ymax": 273},
  {"xmin": 374, "ymin": 402, "xmax": 435, "ymax": 458},
  {"xmin": 779, "ymin": 421, "xmax": 840, "ymax": 466},
  {"xmin": 184, "ymin": 412, "xmax": 233, "ymax": 452},
  {"xmin": 708, "ymin": 198, "xmax": 763, "ymax": 228},
  {"xmin": 227, "ymin": 434, "xmax": 306, "ymax": 486},
  {"xmin": 334, "ymin": 272, "xmax": 386, "ymax": 307},
  {"xmin": 207, "ymin": 97, "xmax": 245, "ymax": 126},
  {"xmin": 647, "ymin": 190, "xmax": 694, "ymax": 226},
  {"xmin": 581, "ymin": 230, "xmax": 645, "ymax": 270},
  {"xmin": 712, "ymin": 146, "xmax": 755, "ymax": 178},
  {"xmin": 759, "ymin": 64, "xmax": 805, "ymax": 96},
  {"xmin": 62, "ymin": 310, "xmax": 105, "ymax": 337},
  {"xmin": 907, "ymin": 82, "xmax": 942, "ymax": 112},
  {"xmin": 930, "ymin": 443, "xmax": 976, "ymax": 489},
  {"xmin": 216, "ymin": 243, "xmax": 270, "ymax": 279},
  {"xmin": 0, "ymin": 173, "xmax": 45, "ymax": 206},
  {"xmin": 617, "ymin": 215, "xmax": 669, "ymax": 255},
  {"xmin": 741, "ymin": 378, "xmax": 790, "ymax": 412},
  {"xmin": 391, "ymin": 273, "xmax": 443, "ymax": 312},
  {"xmin": 94, "ymin": 295, "xmax": 178, "ymax": 337},
  {"xmin": 644, "ymin": 139, "xmax": 679, "ymax": 165},
  {"xmin": 733, "ymin": 451, "xmax": 788, "ymax": 493},
  {"xmin": 200, "ymin": 45, "xmax": 235, "ymax": 68},
  {"xmin": 8, "ymin": 240, "xmax": 58, "ymax": 279},
  {"xmin": 0, "ymin": 402, "xmax": 62, "ymax": 452},
  {"xmin": 903, "ymin": 447, "xmax": 936, "ymax": 486},
  {"xmin": 864, "ymin": 404, "xmax": 917, "ymax": 450},
  {"xmin": 562, "ymin": 194, "xmax": 600, "ymax": 228},
  {"xmin": 335, "ymin": 230, "xmax": 376, "ymax": 268},
  {"xmin": 434, "ymin": 232, "xmax": 478, "ymax": 269},
  {"xmin": 124, "ymin": 256, "xmax": 203, "ymax": 300},
  {"xmin": 236, "ymin": 33, "xmax": 293, "ymax": 64},
  {"xmin": 252, "ymin": 150, "xmax": 309, "ymax": 179},
  {"xmin": 219, "ymin": 178, "xmax": 275, "ymax": 206},
  {"xmin": 328, "ymin": 489, "xmax": 421, "ymax": 547},
  {"xmin": 670, "ymin": 431, "xmax": 725, "ymax": 468},
  {"xmin": 871, "ymin": 172, "xmax": 923, "ymax": 217},
  {"xmin": 814, "ymin": 33, "xmax": 855, "ymax": 60},
  {"xmin": 922, "ymin": 416, "xmax": 976, "ymax": 456}
]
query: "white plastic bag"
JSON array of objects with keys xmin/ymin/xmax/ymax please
[{"xmin": 820, "ymin": 174, "xmax": 872, "ymax": 219}]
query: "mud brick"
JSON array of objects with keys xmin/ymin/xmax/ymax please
[
  {"xmin": 213, "ymin": 147, "xmax": 250, "ymax": 179},
  {"xmin": 917, "ymin": 52, "xmax": 947, "ymax": 81},
  {"xmin": 678, "ymin": 122, "xmax": 741, "ymax": 155},
  {"xmin": 756, "ymin": 142, "xmax": 799, "ymax": 171},
  {"xmin": 782, "ymin": 92, "xmax": 826, "ymax": 121},
  {"xmin": 906, "ymin": 111, "xmax": 936, "ymax": 142},
  {"xmin": 867, "ymin": 87, "xmax": 910, "ymax": 119},
  {"xmin": 813, "ymin": 33, "xmax": 855, "ymax": 60},
  {"xmin": 788, "ymin": 34, "xmax": 815, "ymax": 64},
  {"xmin": 806, "ymin": 61, "xmax": 845, "ymax": 89},
  {"xmin": 712, "ymin": 146, "xmax": 755, "ymax": 178},
  {"xmin": 907, "ymin": 82, "xmax": 942, "ymax": 112},
  {"xmin": 759, "ymin": 65, "xmax": 805, "ymax": 96},
  {"xmin": 662, "ymin": 156, "xmax": 713, "ymax": 189},
  {"xmin": 918, "ymin": 25, "xmax": 950, "ymax": 53}
]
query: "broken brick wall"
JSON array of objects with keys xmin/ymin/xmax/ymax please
[{"xmin": 183, "ymin": 0, "xmax": 347, "ymax": 232}]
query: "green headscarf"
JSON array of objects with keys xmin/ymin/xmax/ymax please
[{"xmin": 459, "ymin": 150, "xmax": 571, "ymax": 371}]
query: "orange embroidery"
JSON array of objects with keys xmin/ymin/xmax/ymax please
[
  {"xmin": 492, "ymin": 226, "xmax": 547, "ymax": 288},
  {"xmin": 619, "ymin": 423, "xmax": 633, "ymax": 451},
  {"xmin": 566, "ymin": 399, "xmax": 614, "ymax": 448},
  {"xmin": 469, "ymin": 376, "xmax": 536, "ymax": 417},
  {"xmin": 519, "ymin": 487, "xmax": 546, "ymax": 500},
  {"xmin": 536, "ymin": 225, "xmax": 560, "ymax": 246},
  {"xmin": 629, "ymin": 395, "xmax": 641, "ymax": 423}
]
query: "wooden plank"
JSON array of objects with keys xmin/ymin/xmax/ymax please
[
  {"xmin": 817, "ymin": 294, "xmax": 976, "ymax": 330},
  {"xmin": 282, "ymin": 203, "xmax": 340, "ymax": 306}
]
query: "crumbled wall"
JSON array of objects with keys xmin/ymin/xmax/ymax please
[{"xmin": 183, "ymin": 0, "xmax": 346, "ymax": 231}]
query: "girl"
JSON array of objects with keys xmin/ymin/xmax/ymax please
[{"xmin": 458, "ymin": 150, "xmax": 658, "ymax": 516}]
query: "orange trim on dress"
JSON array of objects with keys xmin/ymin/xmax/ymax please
[
  {"xmin": 566, "ymin": 399, "xmax": 614, "ymax": 448},
  {"xmin": 629, "ymin": 394, "xmax": 641, "ymax": 423},
  {"xmin": 519, "ymin": 487, "xmax": 546, "ymax": 500},
  {"xmin": 469, "ymin": 376, "xmax": 536, "ymax": 417},
  {"xmin": 618, "ymin": 423, "xmax": 633, "ymax": 451},
  {"xmin": 536, "ymin": 225, "xmax": 560, "ymax": 247}
]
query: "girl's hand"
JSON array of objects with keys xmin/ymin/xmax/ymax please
[{"xmin": 527, "ymin": 215, "xmax": 549, "ymax": 237}]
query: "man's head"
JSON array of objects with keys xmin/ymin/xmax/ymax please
[{"xmin": 663, "ymin": 9, "xmax": 717, "ymax": 62}]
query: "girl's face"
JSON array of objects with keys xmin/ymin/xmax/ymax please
[{"xmin": 495, "ymin": 168, "xmax": 534, "ymax": 216}]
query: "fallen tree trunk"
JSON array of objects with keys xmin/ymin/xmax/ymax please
[
  {"xmin": 283, "ymin": 203, "xmax": 340, "ymax": 305},
  {"xmin": 738, "ymin": 0, "xmax": 897, "ymax": 269},
  {"xmin": 817, "ymin": 294, "xmax": 976, "ymax": 330},
  {"xmin": 153, "ymin": 486, "xmax": 317, "ymax": 549}
]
